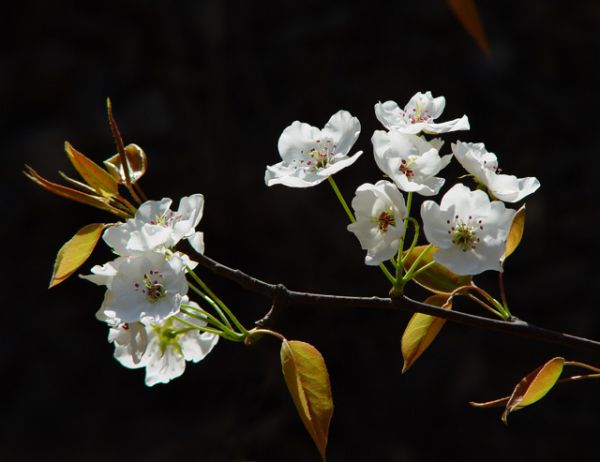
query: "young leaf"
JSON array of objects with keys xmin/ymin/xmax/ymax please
[
  {"xmin": 23, "ymin": 165, "xmax": 130, "ymax": 219},
  {"xmin": 281, "ymin": 340, "xmax": 333, "ymax": 461},
  {"xmin": 104, "ymin": 143, "xmax": 148, "ymax": 184},
  {"xmin": 65, "ymin": 142, "xmax": 119, "ymax": 198},
  {"xmin": 401, "ymin": 295, "xmax": 452, "ymax": 373},
  {"xmin": 447, "ymin": 0, "xmax": 490, "ymax": 55},
  {"xmin": 49, "ymin": 223, "xmax": 105, "ymax": 288},
  {"xmin": 470, "ymin": 357, "xmax": 564, "ymax": 424},
  {"xmin": 501, "ymin": 205, "xmax": 526, "ymax": 264},
  {"xmin": 403, "ymin": 245, "xmax": 472, "ymax": 294}
]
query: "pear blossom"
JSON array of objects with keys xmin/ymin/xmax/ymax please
[
  {"xmin": 104, "ymin": 299, "xmax": 219, "ymax": 386},
  {"xmin": 108, "ymin": 321, "xmax": 148, "ymax": 368},
  {"xmin": 421, "ymin": 183, "xmax": 515, "ymax": 275},
  {"xmin": 347, "ymin": 180, "xmax": 407, "ymax": 265},
  {"xmin": 372, "ymin": 130, "xmax": 451, "ymax": 196},
  {"xmin": 264, "ymin": 110, "xmax": 363, "ymax": 187},
  {"xmin": 103, "ymin": 194, "xmax": 205, "ymax": 255},
  {"xmin": 375, "ymin": 91, "xmax": 470, "ymax": 135},
  {"xmin": 452, "ymin": 141, "xmax": 540, "ymax": 203},
  {"xmin": 143, "ymin": 313, "xmax": 219, "ymax": 386},
  {"xmin": 82, "ymin": 251, "xmax": 189, "ymax": 324}
]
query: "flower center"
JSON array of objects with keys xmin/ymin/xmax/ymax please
[
  {"xmin": 133, "ymin": 269, "xmax": 166, "ymax": 303},
  {"xmin": 375, "ymin": 210, "xmax": 396, "ymax": 233},
  {"xmin": 150, "ymin": 210, "xmax": 183, "ymax": 227},
  {"xmin": 400, "ymin": 157, "xmax": 416, "ymax": 178},
  {"xmin": 291, "ymin": 139, "xmax": 338, "ymax": 173},
  {"xmin": 152, "ymin": 320, "xmax": 184, "ymax": 355},
  {"xmin": 447, "ymin": 215, "xmax": 483, "ymax": 251},
  {"xmin": 482, "ymin": 159, "xmax": 501, "ymax": 174},
  {"xmin": 405, "ymin": 102, "xmax": 431, "ymax": 124}
]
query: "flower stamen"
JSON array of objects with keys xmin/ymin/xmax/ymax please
[
  {"xmin": 142, "ymin": 271, "xmax": 166, "ymax": 302},
  {"xmin": 399, "ymin": 158, "xmax": 416, "ymax": 178},
  {"xmin": 450, "ymin": 218, "xmax": 479, "ymax": 252},
  {"xmin": 373, "ymin": 210, "xmax": 396, "ymax": 233}
]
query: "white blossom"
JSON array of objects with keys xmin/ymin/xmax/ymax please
[
  {"xmin": 452, "ymin": 141, "xmax": 540, "ymax": 203},
  {"xmin": 375, "ymin": 91, "xmax": 470, "ymax": 135},
  {"xmin": 264, "ymin": 110, "xmax": 363, "ymax": 187},
  {"xmin": 420, "ymin": 183, "xmax": 515, "ymax": 275},
  {"xmin": 82, "ymin": 251, "xmax": 189, "ymax": 324},
  {"xmin": 372, "ymin": 130, "xmax": 451, "ymax": 196},
  {"xmin": 103, "ymin": 299, "xmax": 219, "ymax": 386},
  {"xmin": 108, "ymin": 321, "xmax": 148, "ymax": 369},
  {"xmin": 143, "ymin": 315, "xmax": 219, "ymax": 386},
  {"xmin": 103, "ymin": 194, "xmax": 205, "ymax": 255},
  {"xmin": 347, "ymin": 180, "xmax": 407, "ymax": 265}
]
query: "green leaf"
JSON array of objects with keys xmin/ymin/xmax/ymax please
[
  {"xmin": 49, "ymin": 223, "xmax": 105, "ymax": 288},
  {"xmin": 401, "ymin": 295, "xmax": 452, "ymax": 373},
  {"xmin": 104, "ymin": 143, "xmax": 148, "ymax": 184},
  {"xmin": 501, "ymin": 205, "xmax": 526, "ymax": 264},
  {"xmin": 403, "ymin": 245, "xmax": 472, "ymax": 294},
  {"xmin": 447, "ymin": 0, "xmax": 490, "ymax": 55},
  {"xmin": 281, "ymin": 340, "xmax": 333, "ymax": 461},
  {"xmin": 470, "ymin": 357, "xmax": 564, "ymax": 424},
  {"xmin": 65, "ymin": 142, "xmax": 119, "ymax": 198}
]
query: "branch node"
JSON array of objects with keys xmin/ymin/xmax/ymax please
[{"xmin": 255, "ymin": 283, "xmax": 289, "ymax": 327}]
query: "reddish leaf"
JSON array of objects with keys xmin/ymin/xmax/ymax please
[
  {"xmin": 447, "ymin": 0, "xmax": 490, "ymax": 55},
  {"xmin": 470, "ymin": 357, "xmax": 564, "ymax": 423},
  {"xmin": 65, "ymin": 142, "xmax": 119, "ymax": 198},
  {"xmin": 50, "ymin": 223, "xmax": 105, "ymax": 288},
  {"xmin": 403, "ymin": 245, "xmax": 472, "ymax": 294},
  {"xmin": 401, "ymin": 295, "xmax": 452, "ymax": 373},
  {"xmin": 23, "ymin": 165, "xmax": 129, "ymax": 218},
  {"xmin": 281, "ymin": 340, "xmax": 333, "ymax": 461}
]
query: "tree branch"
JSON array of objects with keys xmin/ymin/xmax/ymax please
[{"xmin": 195, "ymin": 253, "xmax": 600, "ymax": 355}]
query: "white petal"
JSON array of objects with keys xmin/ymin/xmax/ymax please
[
  {"xmin": 320, "ymin": 110, "xmax": 361, "ymax": 156},
  {"xmin": 144, "ymin": 342, "xmax": 186, "ymax": 386},
  {"xmin": 488, "ymin": 174, "xmax": 540, "ymax": 203},
  {"xmin": 364, "ymin": 238, "xmax": 399, "ymax": 265},
  {"xmin": 319, "ymin": 151, "xmax": 363, "ymax": 177},
  {"xmin": 128, "ymin": 225, "xmax": 172, "ymax": 252},
  {"xmin": 265, "ymin": 162, "xmax": 327, "ymax": 187},
  {"xmin": 440, "ymin": 184, "xmax": 487, "ymax": 217},
  {"xmin": 422, "ymin": 115, "xmax": 470, "ymax": 134},
  {"xmin": 110, "ymin": 322, "xmax": 148, "ymax": 369},
  {"xmin": 80, "ymin": 259, "xmax": 121, "ymax": 286},
  {"xmin": 136, "ymin": 198, "xmax": 173, "ymax": 222},
  {"xmin": 452, "ymin": 141, "xmax": 495, "ymax": 179},
  {"xmin": 374, "ymin": 100, "xmax": 404, "ymax": 131},
  {"xmin": 421, "ymin": 201, "xmax": 453, "ymax": 248},
  {"xmin": 177, "ymin": 194, "xmax": 204, "ymax": 229},
  {"xmin": 430, "ymin": 94, "xmax": 446, "ymax": 119},
  {"xmin": 277, "ymin": 121, "xmax": 321, "ymax": 161},
  {"xmin": 181, "ymin": 332, "xmax": 219, "ymax": 363},
  {"xmin": 187, "ymin": 231, "xmax": 205, "ymax": 254},
  {"xmin": 433, "ymin": 245, "xmax": 496, "ymax": 275},
  {"xmin": 102, "ymin": 223, "xmax": 135, "ymax": 256}
]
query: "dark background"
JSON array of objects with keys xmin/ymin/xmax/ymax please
[{"xmin": 4, "ymin": 1, "xmax": 600, "ymax": 461}]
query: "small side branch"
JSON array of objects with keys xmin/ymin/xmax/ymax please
[{"xmin": 195, "ymin": 253, "xmax": 600, "ymax": 355}]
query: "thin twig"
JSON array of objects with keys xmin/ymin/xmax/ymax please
[
  {"xmin": 194, "ymin": 253, "xmax": 600, "ymax": 355},
  {"xmin": 106, "ymin": 99, "xmax": 142, "ymax": 204}
]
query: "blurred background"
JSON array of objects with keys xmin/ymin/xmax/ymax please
[{"xmin": 4, "ymin": 1, "xmax": 600, "ymax": 460}]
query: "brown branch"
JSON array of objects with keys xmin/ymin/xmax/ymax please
[{"xmin": 195, "ymin": 253, "xmax": 600, "ymax": 356}]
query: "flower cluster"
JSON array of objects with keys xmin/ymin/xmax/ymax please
[
  {"xmin": 265, "ymin": 91, "xmax": 540, "ymax": 277},
  {"xmin": 82, "ymin": 194, "xmax": 219, "ymax": 385}
]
